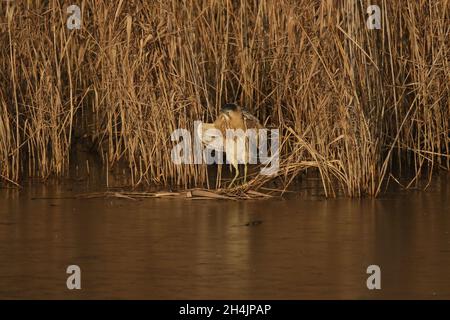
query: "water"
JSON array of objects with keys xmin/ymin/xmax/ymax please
[{"xmin": 0, "ymin": 177, "xmax": 449, "ymax": 299}]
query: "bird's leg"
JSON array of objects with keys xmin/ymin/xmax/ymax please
[
  {"xmin": 216, "ymin": 164, "xmax": 222, "ymax": 189},
  {"xmin": 243, "ymin": 138, "xmax": 249, "ymax": 184},
  {"xmin": 244, "ymin": 163, "xmax": 248, "ymax": 184},
  {"xmin": 229, "ymin": 164, "xmax": 239, "ymax": 187}
]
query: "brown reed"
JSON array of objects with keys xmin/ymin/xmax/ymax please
[{"xmin": 0, "ymin": 0, "xmax": 448, "ymax": 196}]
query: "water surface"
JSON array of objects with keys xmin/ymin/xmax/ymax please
[{"xmin": 0, "ymin": 177, "xmax": 449, "ymax": 299}]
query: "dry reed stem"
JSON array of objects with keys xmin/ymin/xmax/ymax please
[{"xmin": 0, "ymin": 0, "xmax": 448, "ymax": 197}]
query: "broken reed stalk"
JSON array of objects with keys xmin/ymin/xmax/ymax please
[
  {"xmin": 31, "ymin": 188, "xmax": 274, "ymax": 201},
  {"xmin": 0, "ymin": 0, "xmax": 448, "ymax": 197}
]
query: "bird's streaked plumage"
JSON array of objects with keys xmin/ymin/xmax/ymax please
[{"xmin": 197, "ymin": 103, "xmax": 263, "ymax": 186}]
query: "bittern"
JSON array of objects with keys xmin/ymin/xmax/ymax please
[{"xmin": 198, "ymin": 103, "xmax": 263, "ymax": 186}]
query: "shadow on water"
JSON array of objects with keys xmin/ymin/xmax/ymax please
[{"xmin": 0, "ymin": 175, "xmax": 449, "ymax": 299}]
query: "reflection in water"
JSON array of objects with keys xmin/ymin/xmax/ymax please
[{"xmin": 0, "ymin": 177, "xmax": 449, "ymax": 299}]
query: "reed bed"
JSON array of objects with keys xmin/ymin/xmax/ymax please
[{"xmin": 0, "ymin": 0, "xmax": 449, "ymax": 196}]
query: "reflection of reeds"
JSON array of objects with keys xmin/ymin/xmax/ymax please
[{"xmin": 0, "ymin": 1, "xmax": 448, "ymax": 196}]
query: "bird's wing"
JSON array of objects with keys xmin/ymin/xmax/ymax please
[
  {"xmin": 241, "ymin": 110, "xmax": 263, "ymax": 163},
  {"xmin": 242, "ymin": 110, "xmax": 263, "ymax": 129}
]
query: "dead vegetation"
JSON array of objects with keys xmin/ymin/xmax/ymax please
[{"xmin": 1, "ymin": 0, "xmax": 449, "ymax": 197}]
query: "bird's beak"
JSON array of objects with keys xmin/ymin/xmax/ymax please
[{"xmin": 220, "ymin": 111, "xmax": 231, "ymax": 121}]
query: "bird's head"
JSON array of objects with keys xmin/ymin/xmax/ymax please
[{"xmin": 220, "ymin": 103, "xmax": 241, "ymax": 121}]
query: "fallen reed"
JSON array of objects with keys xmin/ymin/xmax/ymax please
[{"xmin": 0, "ymin": 0, "xmax": 449, "ymax": 196}]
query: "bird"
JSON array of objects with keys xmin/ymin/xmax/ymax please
[{"xmin": 197, "ymin": 103, "xmax": 263, "ymax": 186}]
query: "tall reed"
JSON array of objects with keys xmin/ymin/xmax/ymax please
[{"xmin": 0, "ymin": 0, "xmax": 448, "ymax": 196}]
